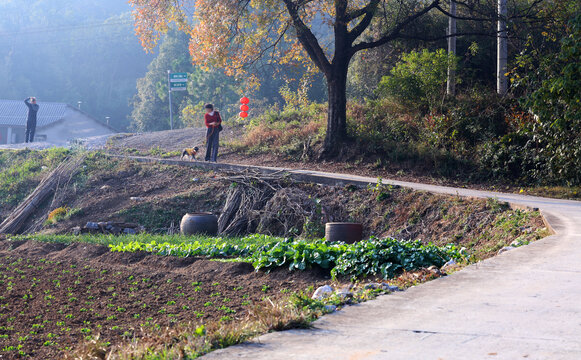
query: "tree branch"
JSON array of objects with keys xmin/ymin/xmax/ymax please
[
  {"xmin": 345, "ymin": 0, "xmax": 377, "ymax": 21},
  {"xmin": 351, "ymin": 0, "xmax": 441, "ymax": 54},
  {"xmin": 397, "ymin": 30, "xmax": 529, "ymax": 42},
  {"xmin": 435, "ymin": 0, "xmax": 545, "ymax": 22},
  {"xmin": 435, "ymin": 4, "xmax": 493, "ymax": 22},
  {"xmin": 348, "ymin": 0, "xmax": 380, "ymax": 43},
  {"xmin": 282, "ymin": 0, "xmax": 331, "ymax": 75}
]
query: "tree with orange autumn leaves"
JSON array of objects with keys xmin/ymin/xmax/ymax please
[{"xmin": 128, "ymin": 0, "xmax": 543, "ymax": 156}]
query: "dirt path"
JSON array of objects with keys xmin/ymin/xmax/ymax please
[{"xmin": 108, "ymin": 128, "xmax": 208, "ymax": 153}]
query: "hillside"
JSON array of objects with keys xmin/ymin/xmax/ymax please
[
  {"xmin": 102, "ymin": 128, "xmax": 580, "ymax": 200},
  {"xmin": 0, "ymin": 145, "xmax": 550, "ymax": 358},
  {"xmin": 0, "ymin": 148, "xmax": 546, "ymax": 260}
]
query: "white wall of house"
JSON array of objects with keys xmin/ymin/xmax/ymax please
[
  {"xmin": 0, "ymin": 126, "xmax": 24, "ymax": 144},
  {"xmin": 37, "ymin": 107, "xmax": 115, "ymax": 145}
]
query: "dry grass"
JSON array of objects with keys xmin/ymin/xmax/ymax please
[
  {"xmin": 242, "ymin": 119, "xmax": 325, "ymax": 150},
  {"xmin": 67, "ymin": 297, "xmax": 317, "ymax": 360},
  {"xmin": 521, "ymin": 186, "xmax": 581, "ymax": 200},
  {"xmin": 46, "ymin": 206, "xmax": 69, "ymax": 224},
  {"xmin": 229, "ymin": 104, "xmax": 327, "ymax": 157},
  {"xmin": 68, "ymin": 269, "xmax": 455, "ymax": 360}
]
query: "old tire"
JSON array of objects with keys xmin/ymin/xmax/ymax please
[
  {"xmin": 325, "ymin": 222, "xmax": 363, "ymax": 244},
  {"xmin": 180, "ymin": 213, "xmax": 218, "ymax": 236}
]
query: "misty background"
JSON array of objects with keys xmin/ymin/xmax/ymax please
[
  {"xmin": 0, "ymin": 0, "xmax": 516, "ymax": 133},
  {"xmin": 0, "ymin": 0, "xmax": 153, "ymax": 130}
]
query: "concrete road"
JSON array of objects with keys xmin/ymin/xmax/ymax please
[{"xmin": 201, "ymin": 166, "xmax": 581, "ymax": 360}]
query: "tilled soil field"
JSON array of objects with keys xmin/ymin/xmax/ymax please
[{"xmin": 0, "ymin": 240, "xmax": 327, "ymax": 359}]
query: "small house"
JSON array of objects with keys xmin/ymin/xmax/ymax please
[{"xmin": 0, "ymin": 99, "xmax": 115, "ymax": 145}]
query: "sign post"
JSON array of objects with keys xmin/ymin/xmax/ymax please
[{"xmin": 167, "ymin": 72, "xmax": 188, "ymax": 130}]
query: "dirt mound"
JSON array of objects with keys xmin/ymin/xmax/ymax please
[
  {"xmin": 28, "ymin": 155, "xmax": 546, "ymax": 260},
  {"xmin": 9, "ymin": 239, "xmax": 68, "ymax": 256},
  {"xmin": 46, "ymin": 242, "xmax": 112, "ymax": 261},
  {"xmin": 38, "ymin": 157, "xmax": 228, "ymax": 235}
]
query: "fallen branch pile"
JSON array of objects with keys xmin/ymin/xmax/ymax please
[
  {"xmin": 217, "ymin": 170, "xmax": 326, "ymax": 238},
  {"xmin": 0, "ymin": 156, "xmax": 85, "ymax": 235}
]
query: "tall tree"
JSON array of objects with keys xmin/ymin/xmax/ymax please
[
  {"xmin": 129, "ymin": 0, "xmax": 546, "ymax": 155},
  {"xmin": 129, "ymin": 0, "xmax": 442, "ymax": 155},
  {"xmin": 131, "ymin": 30, "xmax": 193, "ymax": 131}
]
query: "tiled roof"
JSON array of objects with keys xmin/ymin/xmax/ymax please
[{"xmin": 0, "ymin": 99, "xmax": 67, "ymax": 127}]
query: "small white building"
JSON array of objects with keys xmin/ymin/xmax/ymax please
[{"xmin": 0, "ymin": 99, "xmax": 115, "ymax": 145}]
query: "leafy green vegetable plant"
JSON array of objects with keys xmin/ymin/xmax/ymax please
[{"xmin": 108, "ymin": 234, "xmax": 464, "ymax": 280}]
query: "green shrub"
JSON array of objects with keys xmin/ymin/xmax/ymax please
[
  {"xmin": 479, "ymin": 133, "xmax": 534, "ymax": 182},
  {"xmin": 346, "ymin": 99, "xmax": 476, "ymax": 178},
  {"xmin": 427, "ymin": 91, "xmax": 511, "ymax": 151},
  {"xmin": 492, "ymin": 11, "xmax": 581, "ymax": 186},
  {"xmin": 377, "ymin": 49, "xmax": 458, "ymax": 112},
  {"xmin": 479, "ymin": 11, "xmax": 581, "ymax": 186},
  {"xmin": 347, "ymin": 100, "xmax": 418, "ymax": 149},
  {"xmin": 520, "ymin": 13, "xmax": 581, "ymax": 185},
  {"xmin": 481, "ymin": 128, "xmax": 581, "ymax": 186}
]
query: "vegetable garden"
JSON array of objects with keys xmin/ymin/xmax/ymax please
[
  {"xmin": 107, "ymin": 235, "xmax": 464, "ymax": 279},
  {"xmin": 0, "ymin": 228, "xmax": 533, "ymax": 359}
]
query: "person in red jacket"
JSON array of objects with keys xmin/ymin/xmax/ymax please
[{"xmin": 204, "ymin": 103, "xmax": 222, "ymax": 162}]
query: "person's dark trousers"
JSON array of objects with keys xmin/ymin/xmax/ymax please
[
  {"xmin": 25, "ymin": 120, "xmax": 36, "ymax": 143},
  {"xmin": 205, "ymin": 127, "xmax": 220, "ymax": 162}
]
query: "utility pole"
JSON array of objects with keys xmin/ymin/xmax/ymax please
[
  {"xmin": 167, "ymin": 70, "xmax": 173, "ymax": 130},
  {"xmin": 497, "ymin": 0, "xmax": 508, "ymax": 95},
  {"xmin": 446, "ymin": 0, "xmax": 457, "ymax": 96}
]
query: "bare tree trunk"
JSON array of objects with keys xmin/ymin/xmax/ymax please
[
  {"xmin": 322, "ymin": 64, "xmax": 348, "ymax": 157},
  {"xmin": 497, "ymin": 0, "xmax": 508, "ymax": 95},
  {"xmin": 446, "ymin": 0, "xmax": 457, "ymax": 96}
]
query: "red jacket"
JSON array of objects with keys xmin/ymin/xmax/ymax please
[{"xmin": 204, "ymin": 111, "xmax": 222, "ymax": 128}]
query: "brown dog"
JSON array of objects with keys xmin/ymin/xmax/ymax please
[{"xmin": 181, "ymin": 147, "xmax": 199, "ymax": 161}]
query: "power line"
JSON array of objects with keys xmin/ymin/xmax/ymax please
[
  {"xmin": 0, "ymin": 22, "xmax": 144, "ymax": 47},
  {"xmin": 0, "ymin": 36, "xmax": 144, "ymax": 48},
  {"xmin": 0, "ymin": 20, "xmax": 134, "ymax": 38}
]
